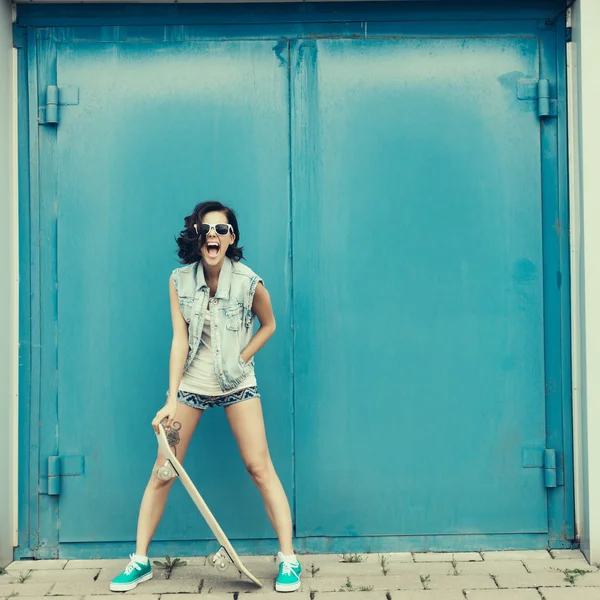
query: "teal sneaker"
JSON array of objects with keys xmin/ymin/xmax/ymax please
[
  {"xmin": 110, "ymin": 555, "xmax": 153, "ymax": 592},
  {"xmin": 275, "ymin": 552, "xmax": 302, "ymax": 592}
]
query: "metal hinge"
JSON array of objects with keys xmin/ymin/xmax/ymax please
[
  {"xmin": 39, "ymin": 85, "xmax": 79, "ymax": 125},
  {"xmin": 517, "ymin": 78, "xmax": 557, "ymax": 118},
  {"xmin": 39, "ymin": 455, "xmax": 84, "ymax": 495},
  {"xmin": 522, "ymin": 447, "xmax": 563, "ymax": 488}
]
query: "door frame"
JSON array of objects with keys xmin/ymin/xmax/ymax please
[{"xmin": 15, "ymin": 0, "xmax": 573, "ymax": 559}]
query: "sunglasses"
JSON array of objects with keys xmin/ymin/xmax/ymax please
[{"xmin": 194, "ymin": 223, "xmax": 234, "ymax": 236}]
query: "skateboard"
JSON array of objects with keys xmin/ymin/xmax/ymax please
[{"xmin": 155, "ymin": 423, "xmax": 263, "ymax": 588}]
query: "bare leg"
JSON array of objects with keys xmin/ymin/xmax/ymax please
[
  {"xmin": 225, "ymin": 398, "xmax": 294, "ymax": 555},
  {"xmin": 135, "ymin": 401, "xmax": 203, "ymax": 556}
]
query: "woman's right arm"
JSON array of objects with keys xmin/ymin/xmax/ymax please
[{"xmin": 152, "ymin": 275, "xmax": 190, "ymax": 433}]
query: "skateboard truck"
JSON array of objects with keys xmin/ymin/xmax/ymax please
[
  {"xmin": 208, "ymin": 547, "xmax": 234, "ymax": 572},
  {"xmin": 156, "ymin": 459, "xmax": 178, "ymax": 481}
]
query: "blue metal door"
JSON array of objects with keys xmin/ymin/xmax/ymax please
[
  {"xmin": 20, "ymin": 4, "xmax": 571, "ymax": 558},
  {"xmin": 35, "ymin": 39, "xmax": 292, "ymax": 553},
  {"xmin": 291, "ymin": 37, "xmax": 557, "ymax": 540}
]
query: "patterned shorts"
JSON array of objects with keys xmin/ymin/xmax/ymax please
[{"xmin": 176, "ymin": 386, "xmax": 260, "ymax": 410}]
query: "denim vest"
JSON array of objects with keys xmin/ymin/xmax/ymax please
[{"xmin": 172, "ymin": 258, "xmax": 263, "ymax": 392}]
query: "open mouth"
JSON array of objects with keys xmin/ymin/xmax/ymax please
[{"xmin": 205, "ymin": 241, "xmax": 220, "ymax": 258}]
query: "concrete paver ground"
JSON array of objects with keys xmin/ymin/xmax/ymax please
[{"xmin": 2, "ymin": 550, "xmax": 597, "ymax": 600}]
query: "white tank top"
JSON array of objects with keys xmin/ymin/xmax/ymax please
[{"xmin": 179, "ymin": 307, "xmax": 257, "ymax": 397}]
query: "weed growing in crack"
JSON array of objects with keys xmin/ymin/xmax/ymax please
[
  {"xmin": 339, "ymin": 577, "xmax": 354, "ymax": 591},
  {"xmin": 340, "ymin": 553, "xmax": 365, "ymax": 563},
  {"xmin": 451, "ymin": 557, "xmax": 459, "ymax": 575},
  {"xmin": 152, "ymin": 556, "xmax": 187, "ymax": 580},
  {"xmin": 379, "ymin": 554, "xmax": 390, "ymax": 576},
  {"xmin": 18, "ymin": 571, "xmax": 31, "ymax": 584},
  {"xmin": 562, "ymin": 568, "xmax": 593, "ymax": 585}
]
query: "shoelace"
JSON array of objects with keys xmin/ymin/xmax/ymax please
[
  {"xmin": 278, "ymin": 552, "xmax": 298, "ymax": 577},
  {"xmin": 125, "ymin": 555, "xmax": 142, "ymax": 576}
]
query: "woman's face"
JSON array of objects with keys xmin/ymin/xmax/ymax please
[{"xmin": 199, "ymin": 211, "xmax": 235, "ymax": 267}]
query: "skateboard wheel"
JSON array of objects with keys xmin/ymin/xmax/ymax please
[
  {"xmin": 156, "ymin": 461, "xmax": 176, "ymax": 481},
  {"xmin": 216, "ymin": 560, "xmax": 228, "ymax": 572}
]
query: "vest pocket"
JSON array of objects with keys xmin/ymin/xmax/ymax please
[
  {"xmin": 225, "ymin": 304, "xmax": 243, "ymax": 331},
  {"xmin": 178, "ymin": 296, "xmax": 194, "ymax": 322}
]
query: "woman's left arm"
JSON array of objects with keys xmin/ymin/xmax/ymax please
[{"xmin": 240, "ymin": 282, "xmax": 276, "ymax": 363}]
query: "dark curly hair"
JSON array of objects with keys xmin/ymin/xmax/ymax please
[{"xmin": 176, "ymin": 201, "xmax": 244, "ymax": 264}]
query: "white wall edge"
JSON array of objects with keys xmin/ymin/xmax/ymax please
[
  {"xmin": 571, "ymin": 0, "xmax": 600, "ymax": 563},
  {"xmin": 11, "ymin": 41, "xmax": 19, "ymax": 550},
  {"xmin": 0, "ymin": 0, "xmax": 18, "ymax": 567}
]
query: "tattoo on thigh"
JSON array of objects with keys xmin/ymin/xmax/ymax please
[{"xmin": 166, "ymin": 420, "xmax": 182, "ymax": 457}]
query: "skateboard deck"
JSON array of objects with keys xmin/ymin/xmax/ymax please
[{"xmin": 156, "ymin": 423, "xmax": 263, "ymax": 588}]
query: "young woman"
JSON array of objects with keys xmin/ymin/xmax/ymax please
[{"xmin": 110, "ymin": 201, "xmax": 301, "ymax": 593}]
